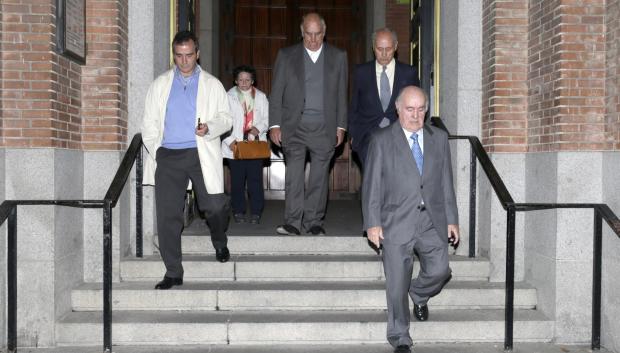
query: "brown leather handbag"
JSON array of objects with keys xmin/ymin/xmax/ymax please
[{"xmin": 233, "ymin": 139, "xmax": 271, "ymax": 160}]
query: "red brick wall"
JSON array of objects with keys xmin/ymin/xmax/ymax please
[
  {"xmin": 385, "ymin": 0, "xmax": 410, "ymax": 62},
  {"xmin": 481, "ymin": 0, "xmax": 529, "ymax": 153},
  {"xmin": 607, "ymin": 0, "xmax": 620, "ymax": 150},
  {"xmin": 81, "ymin": 0, "xmax": 128, "ymax": 150},
  {"xmin": 0, "ymin": 0, "xmax": 128, "ymax": 151},
  {"xmin": 481, "ymin": 0, "xmax": 614, "ymax": 152},
  {"xmin": 1, "ymin": 0, "xmax": 82, "ymax": 148},
  {"xmin": 528, "ymin": 0, "xmax": 608, "ymax": 152}
]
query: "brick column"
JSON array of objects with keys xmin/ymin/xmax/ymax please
[
  {"xmin": 82, "ymin": 0, "xmax": 128, "ymax": 150},
  {"xmin": 528, "ymin": 0, "xmax": 608, "ymax": 152},
  {"xmin": 481, "ymin": 0, "xmax": 529, "ymax": 153}
]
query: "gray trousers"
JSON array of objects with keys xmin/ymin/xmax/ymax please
[
  {"xmin": 282, "ymin": 119, "xmax": 334, "ymax": 231},
  {"xmin": 382, "ymin": 209, "xmax": 452, "ymax": 347},
  {"xmin": 155, "ymin": 147, "xmax": 229, "ymax": 279}
]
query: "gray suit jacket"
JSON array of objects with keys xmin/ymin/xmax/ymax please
[
  {"xmin": 269, "ymin": 42, "xmax": 348, "ymax": 144},
  {"xmin": 362, "ymin": 122, "xmax": 458, "ymax": 245}
]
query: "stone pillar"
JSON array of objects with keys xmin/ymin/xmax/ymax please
[
  {"xmin": 2, "ymin": 149, "xmax": 84, "ymax": 346},
  {"xmin": 440, "ymin": 0, "xmax": 483, "ymax": 257},
  {"xmin": 601, "ymin": 153, "xmax": 620, "ymax": 351},
  {"xmin": 199, "ymin": 0, "xmax": 218, "ymax": 74},
  {"xmin": 128, "ymin": 0, "xmax": 170, "ymax": 258}
]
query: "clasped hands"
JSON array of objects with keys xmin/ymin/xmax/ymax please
[
  {"xmin": 229, "ymin": 127, "xmax": 260, "ymax": 151},
  {"xmin": 269, "ymin": 127, "xmax": 345, "ymax": 147}
]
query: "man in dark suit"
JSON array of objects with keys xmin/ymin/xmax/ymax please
[
  {"xmin": 348, "ymin": 28, "xmax": 420, "ymax": 168},
  {"xmin": 362, "ymin": 86, "xmax": 459, "ymax": 353},
  {"xmin": 269, "ymin": 12, "xmax": 348, "ymax": 236}
]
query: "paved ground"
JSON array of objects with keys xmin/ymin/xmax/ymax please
[
  {"xmin": 183, "ymin": 199, "xmax": 365, "ymax": 237},
  {"xmin": 12, "ymin": 343, "xmax": 612, "ymax": 353}
]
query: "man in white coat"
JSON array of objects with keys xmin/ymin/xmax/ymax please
[{"xmin": 142, "ymin": 30, "xmax": 233, "ymax": 290}]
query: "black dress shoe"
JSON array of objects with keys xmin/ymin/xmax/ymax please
[
  {"xmin": 154, "ymin": 276, "xmax": 183, "ymax": 290},
  {"xmin": 215, "ymin": 247, "xmax": 230, "ymax": 263},
  {"xmin": 233, "ymin": 213, "xmax": 246, "ymax": 223},
  {"xmin": 394, "ymin": 345, "xmax": 411, "ymax": 353},
  {"xmin": 248, "ymin": 214, "xmax": 261, "ymax": 224},
  {"xmin": 413, "ymin": 303, "xmax": 428, "ymax": 321},
  {"xmin": 307, "ymin": 225, "xmax": 326, "ymax": 235},
  {"xmin": 276, "ymin": 224, "xmax": 300, "ymax": 235}
]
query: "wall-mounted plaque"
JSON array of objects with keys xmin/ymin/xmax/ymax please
[{"xmin": 55, "ymin": 0, "xmax": 86, "ymax": 64}]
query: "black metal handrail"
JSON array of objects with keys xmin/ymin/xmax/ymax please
[
  {"xmin": 432, "ymin": 117, "xmax": 620, "ymax": 350},
  {"xmin": 1, "ymin": 133, "xmax": 144, "ymax": 353}
]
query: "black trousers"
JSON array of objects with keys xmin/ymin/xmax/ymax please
[
  {"xmin": 228, "ymin": 158, "xmax": 265, "ymax": 216},
  {"xmin": 155, "ymin": 147, "xmax": 229, "ymax": 279}
]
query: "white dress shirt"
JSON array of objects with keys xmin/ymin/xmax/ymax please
[
  {"xmin": 375, "ymin": 58, "xmax": 396, "ymax": 96},
  {"xmin": 305, "ymin": 45, "xmax": 323, "ymax": 63}
]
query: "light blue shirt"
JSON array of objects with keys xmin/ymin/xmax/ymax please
[{"xmin": 161, "ymin": 66, "xmax": 201, "ymax": 149}]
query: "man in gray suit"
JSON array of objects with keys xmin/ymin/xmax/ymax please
[
  {"xmin": 269, "ymin": 12, "xmax": 348, "ymax": 235},
  {"xmin": 362, "ymin": 86, "xmax": 459, "ymax": 353}
]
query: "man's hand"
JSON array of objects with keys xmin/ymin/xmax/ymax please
[
  {"xmin": 249, "ymin": 127, "xmax": 260, "ymax": 137},
  {"xmin": 228, "ymin": 141, "xmax": 237, "ymax": 152},
  {"xmin": 196, "ymin": 123, "xmax": 209, "ymax": 137},
  {"xmin": 336, "ymin": 128, "xmax": 345, "ymax": 147},
  {"xmin": 448, "ymin": 224, "xmax": 460, "ymax": 246},
  {"xmin": 366, "ymin": 226, "xmax": 384, "ymax": 248},
  {"xmin": 270, "ymin": 127, "xmax": 282, "ymax": 147}
]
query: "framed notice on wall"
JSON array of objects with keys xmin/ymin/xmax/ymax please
[{"xmin": 55, "ymin": 0, "xmax": 86, "ymax": 64}]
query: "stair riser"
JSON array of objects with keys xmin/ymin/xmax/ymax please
[
  {"xmin": 56, "ymin": 321, "xmax": 553, "ymax": 345},
  {"xmin": 121, "ymin": 261, "xmax": 490, "ymax": 282},
  {"xmin": 71, "ymin": 288, "xmax": 536, "ymax": 311},
  {"xmin": 176, "ymin": 236, "xmax": 378, "ymax": 255}
]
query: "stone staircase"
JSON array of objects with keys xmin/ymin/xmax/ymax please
[{"xmin": 56, "ymin": 234, "xmax": 553, "ymax": 346}]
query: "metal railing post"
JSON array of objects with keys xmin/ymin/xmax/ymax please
[
  {"xmin": 504, "ymin": 206, "xmax": 516, "ymax": 351},
  {"xmin": 7, "ymin": 205, "xmax": 17, "ymax": 353},
  {"xmin": 592, "ymin": 208, "xmax": 602, "ymax": 350},
  {"xmin": 103, "ymin": 200, "xmax": 113, "ymax": 352},
  {"xmin": 136, "ymin": 146, "xmax": 143, "ymax": 258},
  {"xmin": 469, "ymin": 144, "xmax": 477, "ymax": 258}
]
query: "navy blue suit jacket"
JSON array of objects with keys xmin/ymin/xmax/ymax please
[{"xmin": 347, "ymin": 60, "xmax": 420, "ymax": 165}]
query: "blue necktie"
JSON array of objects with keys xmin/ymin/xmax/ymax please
[
  {"xmin": 410, "ymin": 133, "xmax": 423, "ymax": 175},
  {"xmin": 380, "ymin": 65, "xmax": 390, "ymax": 112}
]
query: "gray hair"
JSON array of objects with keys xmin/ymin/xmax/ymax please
[
  {"xmin": 300, "ymin": 13, "xmax": 326, "ymax": 34},
  {"xmin": 372, "ymin": 27, "xmax": 398, "ymax": 47}
]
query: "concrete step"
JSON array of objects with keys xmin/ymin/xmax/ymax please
[
  {"xmin": 71, "ymin": 280, "xmax": 536, "ymax": 311},
  {"xmin": 170, "ymin": 235, "xmax": 376, "ymax": 255},
  {"xmin": 20, "ymin": 343, "xmax": 611, "ymax": 353},
  {"xmin": 56, "ymin": 309, "xmax": 553, "ymax": 346},
  {"xmin": 121, "ymin": 254, "xmax": 490, "ymax": 282}
]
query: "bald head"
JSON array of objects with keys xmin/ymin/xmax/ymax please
[
  {"xmin": 373, "ymin": 28, "xmax": 398, "ymax": 66},
  {"xmin": 300, "ymin": 13, "xmax": 326, "ymax": 51},
  {"xmin": 396, "ymin": 86, "xmax": 428, "ymax": 132}
]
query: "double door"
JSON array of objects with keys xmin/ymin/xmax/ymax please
[{"xmin": 219, "ymin": 0, "xmax": 366, "ymax": 199}]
